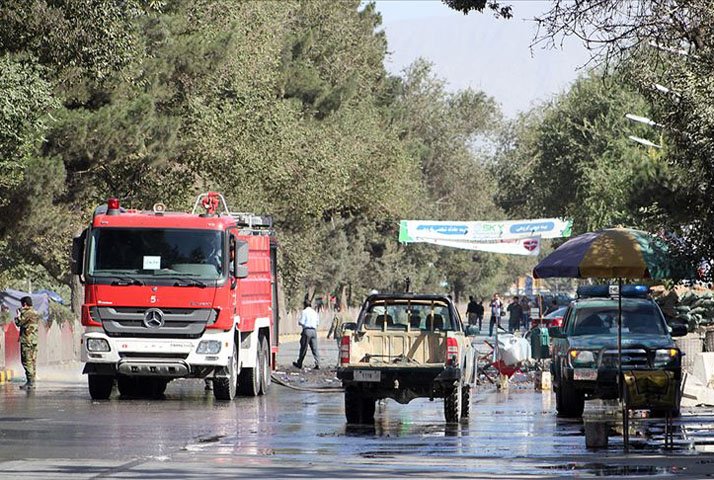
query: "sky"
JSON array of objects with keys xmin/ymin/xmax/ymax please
[{"xmin": 373, "ymin": 0, "xmax": 592, "ymax": 117}]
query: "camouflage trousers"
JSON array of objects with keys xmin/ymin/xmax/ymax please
[{"xmin": 20, "ymin": 339, "xmax": 38, "ymax": 382}]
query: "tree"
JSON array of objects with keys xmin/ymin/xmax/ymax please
[
  {"xmin": 494, "ymin": 73, "xmax": 674, "ymax": 235},
  {"xmin": 533, "ymin": 0, "xmax": 714, "ymax": 277},
  {"xmin": 442, "ymin": 0, "xmax": 512, "ymax": 18}
]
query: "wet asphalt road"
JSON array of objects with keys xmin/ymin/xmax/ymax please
[{"xmin": 2, "ymin": 340, "xmax": 714, "ymax": 478}]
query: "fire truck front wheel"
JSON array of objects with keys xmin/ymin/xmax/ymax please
[
  {"xmin": 238, "ymin": 343, "xmax": 261, "ymax": 397},
  {"xmin": 88, "ymin": 375, "xmax": 114, "ymax": 400},
  {"xmin": 213, "ymin": 342, "xmax": 238, "ymax": 401}
]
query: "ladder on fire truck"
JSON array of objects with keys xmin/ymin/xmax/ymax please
[{"xmin": 192, "ymin": 192, "xmax": 273, "ymax": 232}]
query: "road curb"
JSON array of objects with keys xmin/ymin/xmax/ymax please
[{"xmin": 0, "ymin": 369, "xmax": 15, "ymax": 384}]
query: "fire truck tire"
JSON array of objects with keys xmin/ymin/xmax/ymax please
[
  {"xmin": 139, "ymin": 378, "xmax": 168, "ymax": 398},
  {"xmin": 88, "ymin": 375, "xmax": 114, "ymax": 400},
  {"xmin": 214, "ymin": 343, "xmax": 238, "ymax": 401},
  {"xmin": 117, "ymin": 376, "xmax": 140, "ymax": 398},
  {"xmin": 238, "ymin": 351, "xmax": 261, "ymax": 397},
  {"xmin": 258, "ymin": 335, "xmax": 271, "ymax": 395}
]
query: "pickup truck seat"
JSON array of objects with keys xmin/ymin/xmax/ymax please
[{"xmin": 426, "ymin": 314, "xmax": 444, "ymax": 331}]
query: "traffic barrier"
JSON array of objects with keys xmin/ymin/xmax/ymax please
[{"xmin": 0, "ymin": 369, "xmax": 14, "ymax": 384}]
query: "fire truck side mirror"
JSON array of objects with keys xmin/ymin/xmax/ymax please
[
  {"xmin": 231, "ymin": 240, "xmax": 249, "ymax": 280},
  {"xmin": 70, "ymin": 229, "xmax": 87, "ymax": 277},
  {"xmin": 235, "ymin": 242, "xmax": 249, "ymax": 265},
  {"xmin": 235, "ymin": 265, "xmax": 249, "ymax": 279}
]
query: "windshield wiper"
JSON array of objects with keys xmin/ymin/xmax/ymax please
[
  {"xmin": 108, "ymin": 276, "xmax": 144, "ymax": 286},
  {"xmin": 169, "ymin": 277, "xmax": 207, "ymax": 288}
]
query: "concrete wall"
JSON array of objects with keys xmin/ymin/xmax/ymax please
[
  {"xmin": 278, "ymin": 307, "xmax": 360, "ymax": 336},
  {"xmin": 2, "ymin": 321, "xmax": 80, "ymax": 370}
]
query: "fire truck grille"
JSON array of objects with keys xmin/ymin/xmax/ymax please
[{"xmin": 96, "ymin": 307, "xmax": 217, "ymax": 339}]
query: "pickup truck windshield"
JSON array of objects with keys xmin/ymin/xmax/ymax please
[
  {"xmin": 88, "ymin": 228, "xmax": 224, "ymax": 279},
  {"xmin": 362, "ymin": 300, "xmax": 455, "ymax": 331},
  {"xmin": 570, "ymin": 301, "xmax": 667, "ymax": 336}
]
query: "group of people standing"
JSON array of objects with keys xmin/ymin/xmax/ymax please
[{"xmin": 466, "ymin": 293, "xmax": 533, "ymax": 336}]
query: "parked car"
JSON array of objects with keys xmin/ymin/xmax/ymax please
[
  {"xmin": 531, "ymin": 306, "xmax": 568, "ymax": 329},
  {"xmin": 550, "ymin": 286, "xmax": 687, "ymax": 418},
  {"xmin": 336, "ymin": 293, "xmax": 478, "ymax": 424}
]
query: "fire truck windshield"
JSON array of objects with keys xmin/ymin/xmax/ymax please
[{"xmin": 88, "ymin": 228, "xmax": 224, "ymax": 280}]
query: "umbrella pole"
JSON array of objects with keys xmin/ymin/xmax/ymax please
[{"xmin": 617, "ymin": 277, "xmax": 628, "ymax": 451}]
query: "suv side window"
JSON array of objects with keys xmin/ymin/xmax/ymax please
[{"xmin": 561, "ymin": 306, "xmax": 575, "ymax": 333}]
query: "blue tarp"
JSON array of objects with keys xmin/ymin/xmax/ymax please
[
  {"xmin": 0, "ymin": 289, "xmax": 51, "ymax": 321},
  {"xmin": 34, "ymin": 289, "xmax": 65, "ymax": 305}
]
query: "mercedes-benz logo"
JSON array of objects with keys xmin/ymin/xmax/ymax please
[{"xmin": 143, "ymin": 308, "xmax": 165, "ymax": 328}]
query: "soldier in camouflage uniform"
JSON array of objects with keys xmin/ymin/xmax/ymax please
[{"xmin": 15, "ymin": 296, "xmax": 39, "ymax": 389}]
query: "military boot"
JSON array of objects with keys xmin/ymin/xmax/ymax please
[{"xmin": 19, "ymin": 381, "xmax": 35, "ymax": 390}]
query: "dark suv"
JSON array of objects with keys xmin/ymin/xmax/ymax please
[{"xmin": 551, "ymin": 286, "xmax": 687, "ymax": 417}]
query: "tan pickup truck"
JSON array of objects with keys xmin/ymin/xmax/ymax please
[{"xmin": 336, "ymin": 293, "xmax": 478, "ymax": 424}]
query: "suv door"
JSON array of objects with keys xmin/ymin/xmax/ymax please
[{"xmin": 551, "ymin": 305, "xmax": 574, "ymax": 386}]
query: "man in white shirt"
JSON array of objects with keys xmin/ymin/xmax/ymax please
[{"xmin": 293, "ymin": 300, "xmax": 321, "ymax": 369}]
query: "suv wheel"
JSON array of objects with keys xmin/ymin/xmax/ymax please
[{"xmin": 556, "ymin": 376, "xmax": 585, "ymax": 418}]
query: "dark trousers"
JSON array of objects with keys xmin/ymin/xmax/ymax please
[
  {"xmin": 296, "ymin": 327, "xmax": 320, "ymax": 368},
  {"xmin": 489, "ymin": 317, "xmax": 500, "ymax": 336}
]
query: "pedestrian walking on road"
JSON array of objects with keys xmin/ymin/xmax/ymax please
[
  {"xmin": 293, "ymin": 300, "xmax": 321, "ymax": 370},
  {"xmin": 466, "ymin": 296, "xmax": 479, "ymax": 327},
  {"xmin": 489, "ymin": 293, "xmax": 503, "ymax": 337},
  {"xmin": 476, "ymin": 299, "xmax": 485, "ymax": 332},
  {"xmin": 15, "ymin": 296, "xmax": 39, "ymax": 390},
  {"xmin": 507, "ymin": 296, "xmax": 523, "ymax": 334},
  {"xmin": 545, "ymin": 299, "xmax": 559, "ymax": 315},
  {"xmin": 327, "ymin": 306, "xmax": 345, "ymax": 366},
  {"xmin": 520, "ymin": 296, "xmax": 531, "ymax": 331},
  {"xmin": 327, "ymin": 307, "xmax": 344, "ymax": 347}
]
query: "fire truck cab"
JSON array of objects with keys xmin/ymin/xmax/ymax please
[{"xmin": 71, "ymin": 192, "xmax": 279, "ymax": 401}]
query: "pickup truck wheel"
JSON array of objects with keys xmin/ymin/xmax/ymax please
[
  {"xmin": 214, "ymin": 342, "xmax": 238, "ymax": 401},
  {"xmin": 556, "ymin": 377, "xmax": 584, "ymax": 418},
  {"xmin": 258, "ymin": 336, "xmax": 271, "ymax": 395},
  {"xmin": 345, "ymin": 389, "xmax": 374, "ymax": 424},
  {"xmin": 461, "ymin": 385, "xmax": 471, "ymax": 418},
  {"xmin": 88, "ymin": 375, "xmax": 114, "ymax": 400},
  {"xmin": 238, "ymin": 346, "xmax": 261, "ymax": 397},
  {"xmin": 444, "ymin": 383, "xmax": 462, "ymax": 423}
]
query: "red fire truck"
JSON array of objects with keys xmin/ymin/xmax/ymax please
[{"xmin": 71, "ymin": 192, "xmax": 279, "ymax": 401}]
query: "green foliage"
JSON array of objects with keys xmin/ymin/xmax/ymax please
[
  {"xmin": 494, "ymin": 73, "xmax": 672, "ymax": 236},
  {"xmin": 442, "ymin": 0, "xmax": 512, "ymax": 18},
  {"xmin": 48, "ymin": 301, "xmax": 75, "ymax": 327},
  {"xmin": 0, "ymin": 56, "xmax": 57, "ymax": 209},
  {"xmin": 0, "ymin": 0, "xmax": 517, "ymax": 308}
]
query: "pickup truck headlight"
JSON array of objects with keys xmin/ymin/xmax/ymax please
[
  {"xmin": 653, "ymin": 348, "xmax": 678, "ymax": 367},
  {"xmin": 196, "ymin": 340, "xmax": 222, "ymax": 354},
  {"xmin": 569, "ymin": 349, "xmax": 596, "ymax": 367},
  {"xmin": 86, "ymin": 338, "xmax": 110, "ymax": 352}
]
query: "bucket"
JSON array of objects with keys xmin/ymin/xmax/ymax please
[{"xmin": 584, "ymin": 421, "xmax": 609, "ymax": 449}]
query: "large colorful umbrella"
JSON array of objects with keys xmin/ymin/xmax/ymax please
[
  {"xmin": 533, "ymin": 227, "xmax": 680, "ymax": 280},
  {"xmin": 533, "ymin": 227, "xmax": 686, "ymax": 450}
]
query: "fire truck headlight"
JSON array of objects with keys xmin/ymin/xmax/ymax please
[
  {"xmin": 86, "ymin": 338, "xmax": 110, "ymax": 352},
  {"xmin": 197, "ymin": 340, "xmax": 221, "ymax": 354}
]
